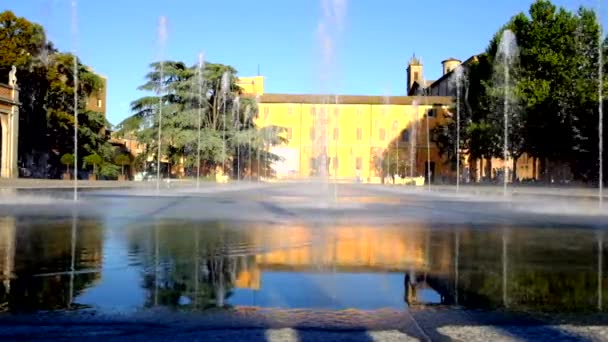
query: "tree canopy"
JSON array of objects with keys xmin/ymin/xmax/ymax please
[
  {"xmin": 431, "ymin": 0, "xmax": 607, "ymax": 183},
  {"xmin": 115, "ymin": 60, "xmax": 285, "ymax": 179},
  {"xmin": 0, "ymin": 10, "xmax": 114, "ymax": 179}
]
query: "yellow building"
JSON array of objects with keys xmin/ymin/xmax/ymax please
[{"xmin": 241, "ymin": 58, "xmax": 454, "ymax": 183}]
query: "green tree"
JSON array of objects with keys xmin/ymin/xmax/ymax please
[
  {"xmin": 116, "ymin": 60, "xmax": 285, "ymax": 179},
  {"xmin": 83, "ymin": 153, "xmax": 102, "ymax": 176},
  {"xmin": 432, "ymin": 0, "xmax": 607, "ymax": 183},
  {"xmin": 114, "ymin": 154, "xmax": 131, "ymax": 176},
  {"xmin": 60, "ymin": 153, "xmax": 74, "ymax": 174},
  {"xmin": 0, "ymin": 10, "xmax": 116, "ymax": 178}
]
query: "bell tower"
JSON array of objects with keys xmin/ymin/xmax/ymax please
[{"xmin": 407, "ymin": 54, "xmax": 423, "ymax": 94}]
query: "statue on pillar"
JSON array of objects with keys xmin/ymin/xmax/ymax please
[{"xmin": 8, "ymin": 66, "xmax": 17, "ymax": 88}]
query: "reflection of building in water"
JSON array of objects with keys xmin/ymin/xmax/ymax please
[
  {"xmin": 234, "ymin": 226, "xmax": 450, "ymax": 292},
  {"xmin": 0, "ymin": 218, "xmax": 104, "ymax": 312},
  {"xmin": 0, "ymin": 217, "xmax": 16, "ymax": 300}
]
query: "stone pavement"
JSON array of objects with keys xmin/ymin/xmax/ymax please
[{"xmin": 1, "ymin": 308, "xmax": 607, "ymax": 341}]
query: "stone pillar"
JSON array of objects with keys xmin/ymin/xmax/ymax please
[
  {"xmin": 9, "ymin": 86, "xmax": 19, "ymax": 178},
  {"xmin": 0, "ymin": 114, "xmax": 9, "ymax": 178},
  {"xmin": 0, "ymin": 66, "xmax": 19, "ymax": 179},
  {"xmin": 0, "ymin": 217, "xmax": 16, "ymax": 292}
]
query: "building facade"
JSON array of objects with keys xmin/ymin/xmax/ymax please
[
  {"xmin": 237, "ymin": 56, "xmax": 457, "ymax": 183},
  {"xmin": 251, "ymin": 94, "xmax": 452, "ymax": 183},
  {"xmin": 410, "ymin": 55, "xmax": 539, "ymax": 182},
  {"xmin": 0, "ymin": 73, "xmax": 19, "ymax": 179}
]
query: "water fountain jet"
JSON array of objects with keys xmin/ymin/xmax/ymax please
[
  {"xmin": 496, "ymin": 29, "xmax": 519, "ymax": 198},
  {"xmin": 453, "ymin": 66, "xmax": 465, "ymax": 192},
  {"xmin": 221, "ymin": 71, "xmax": 230, "ymax": 180},
  {"xmin": 156, "ymin": 16, "xmax": 168, "ymax": 193},
  {"xmin": 597, "ymin": 0, "xmax": 604, "ymax": 208},
  {"xmin": 196, "ymin": 53, "xmax": 205, "ymax": 189},
  {"xmin": 71, "ymin": 0, "xmax": 78, "ymax": 201}
]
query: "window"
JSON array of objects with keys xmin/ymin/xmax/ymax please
[
  {"xmin": 286, "ymin": 127, "xmax": 292, "ymax": 140},
  {"xmin": 310, "ymin": 127, "xmax": 315, "ymax": 140},
  {"xmin": 333, "ymin": 156, "xmax": 339, "ymax": 169},
  {"xmin": 334, "ymin": 108, "xmax": 339, "ymax": 116},
  {"xmin": 333, "ymin": 127, "xmax": 339, "ymax": 140},
  {"xmin": 97, "ymin": 99, "xmax": 102, "ymax": 108},
  {"xmin": 356, "ymin": 128, "xmax": 363, "ymax": 140},
  {"xmin": 392, "ymin": 120, "xmax": 398, "ymax": 131},
  {"xmin": 287, "ymin": 107, "xmax": 293, "ymax": 115},
  {"xmin": 427, "ymin": 108, "xmax": 436, "ymax": 117},
  {"xmin": 414, "ymin": 71, "xmax": 419, "ymax": 81},
  {"xmin": 379, "ymin": 128, "xmax": 386, "ymax": 141},
  {"xmin": 356, "ymin": 157, "xmax": 362, "ymax": 170},
  {"xmin": 310, "ymin": 157, "xmax": 316, "ymax": 169},
  {"xmin": 401, "ymin": 130, "xmax": 410, "ymax": 142},
  {"xmin": 357, "ymin": 109, "xmax": 363, "ymax": 116},
  {"xmin": 311, "ymin": 107, "xmax": 316, "ymax": 116}
]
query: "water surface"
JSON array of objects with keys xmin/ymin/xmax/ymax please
[{"xmin": 1, "ymin": 215, "xmax": 605, "ymax": 314}]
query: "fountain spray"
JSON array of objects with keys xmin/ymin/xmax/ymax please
[
  {"xmin": 197, "ymin": 53, "xmax": 205, "ymax": 189},
  {"xmin": 156, "ymin": 16, "xmax": 168, "ymax": 192},
  {"xmin": 496, "ymin": 29, "xmax": 518, "ymax": 198},
  {"xmin": 71, "ymin": 0, "xmax": 78, "ymax": 201},
  {"xmin": 221, "ymin": 72, "xmax": 230, "ymax": 179},
  {"xmin": 235, "ymin": 96, "xmax": 241, "ymax": 182},
  {"xmin": 410, "ymin": 101, "xmax": 418, "ymax": 179},
  {"xmin": 598, "ymin": 0, "xmax": 604, "ymax": 208},
  {"xmin": 454, "ymin": 66, "xmax": 464, "ymax": 192}
]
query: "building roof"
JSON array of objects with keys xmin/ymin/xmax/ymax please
[
  {"xmin": 244, "ymin": 93, "xmax": 453, "ymax": 105},
  {"xmin": 409, "ymin": 54, "xmax": 422, "ymax": 66},
  {"xmin": 441, "ymin": 57, "xmax": 462, "ymax": 63},
  {"xmin": 427, "ymin": 54, "xmax": 479, "ymax": 91}
]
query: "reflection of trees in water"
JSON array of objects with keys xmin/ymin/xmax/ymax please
[
  {"xmin": 421, "ymin": 228, "xmax": 607, "ymax": 312},
  {"xmin": 128, "ymin": 221, "xmax": 253, "ymax": 310},
  {"xmin": 0, "ymin": 217, "xmax": 104, "ymax": 312}
]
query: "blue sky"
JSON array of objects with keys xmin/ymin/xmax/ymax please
[{"xmin": 5, "ymin": 0, "xmax": 605, "ymax": 125}]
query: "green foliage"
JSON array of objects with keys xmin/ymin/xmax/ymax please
[
  {"xmin": 116, "ymin": 60, "xmax": 284, "ymax": 179},
  {"xmin": 60, "ymin": 153, "xmax": 74, "ymax": 166},
  {"xmin": 83, "ymin": 153, "xmax": 102, "ymax": 175},
  {"xmin": 98, "ymin": 162, "xmax": 120, "ymax": 178},
  {"xmin": 0, "ymin": 11, "xmax": 46, "ymax": 77},
  {"xmin": 114, "ymin": 154, "xmax": 131, "ymax": 166},
  {"xmin": 114, "ymin": 154, "xmax": 131, "ymax": 176},
  {"xmin": 430, "ymin": 0, "xmax": 607, "ymax": 183},
  {"xmin": 0, "ymin": 10, "xmax": 114, "ymax": 178}
]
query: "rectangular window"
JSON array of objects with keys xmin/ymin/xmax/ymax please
[
  {"xmin": 264, "ymin": 107, "xmax": 270, "ymax": 115},
  {"xmin": 356, "ymin": 128, "xmax": 363, "ymax": 140},
  {"xmin": 379, "ymin": 128, "xmax": 386, "ymax": 141},
  {"xmin": 333, "ymin": 157, "xmax": 339, "ymax": 169},
  {"xmin": 97, "ymin": 99, "xmax": 102, "ymax": 108},
  {"xmin": 287, "ymin": 107, "xmax": 293, "ymax": 115},
  {"xmin": 310, "ymin": 127, "xmax": 315, "ymax": 140},
  {"xmin": 427, "ymin": 108, "xmax": 436, "ymax": 117},
  {"xmin": 311, "ymin": 107, "xmax": 316, "ymax": 116},
  {"xmin": 414, "ymin": 71, "xmax": 419, "ymax": 81},
  {"xmin": 310, "ymin": 157, "xmax": 316, "ymax": 169},
  {"xmin": 334, "ymin": 108, "xmax": 339, "ymax": 116},
  {"xmin": 401, "ymin": 130, "xmax": 410, "ymax": 142},
  {"xmin": 286, "ymin": 127, "xmax": 292, "ymax": 140},
  {"xmin": 356, "ymin": 157, "xmax": 362, "ymax": 170},
  {"xmin": 333, "ymin": 127, "xmax": 339, "ymax": 140}
]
